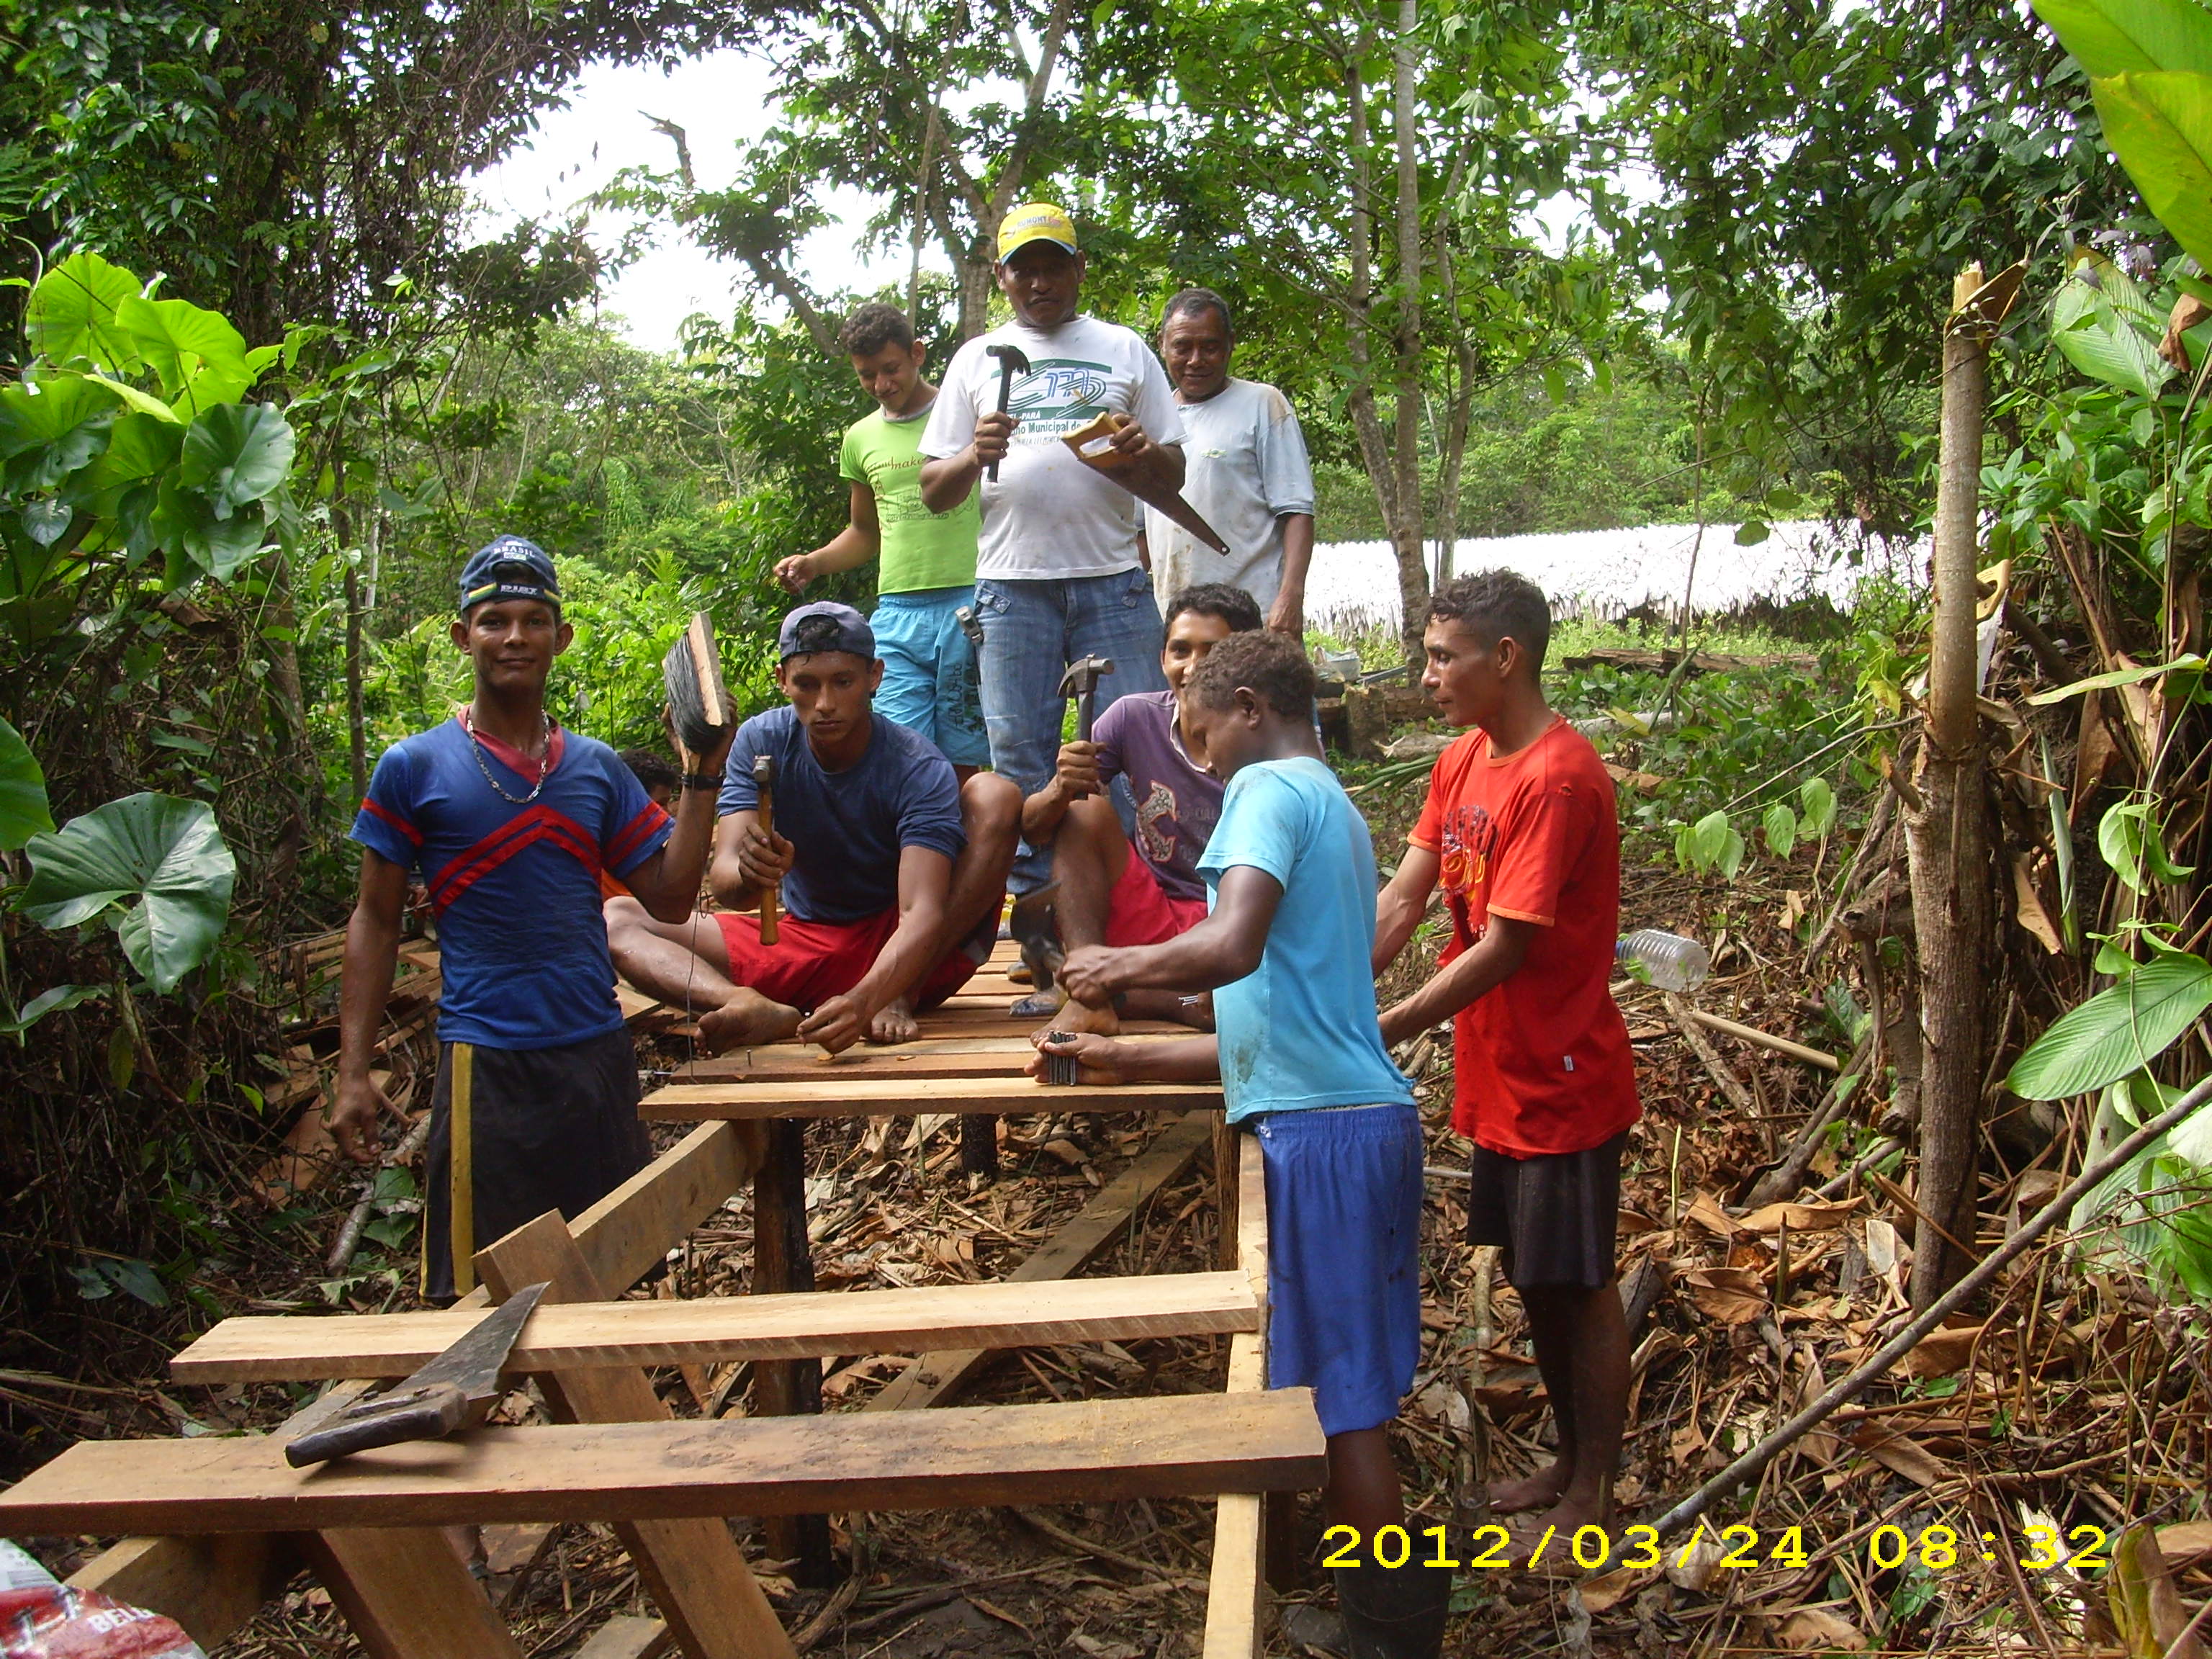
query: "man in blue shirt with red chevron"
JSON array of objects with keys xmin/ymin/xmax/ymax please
[{"xmin": 332, "ymin": 536, "xmax": 734, "ymax": 1301}]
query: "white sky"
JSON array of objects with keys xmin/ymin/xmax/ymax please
[{"xmin": 470, "ymin": 49, "xmax": 945, "ymax": 352}]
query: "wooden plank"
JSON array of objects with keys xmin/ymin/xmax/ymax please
[
  {"xmin": 477, "ymin": 1213, "xmax": 797, "ymax": 1659},
  {"xmin": 642, "ymin": 1075, "xmax": 1220, "ymax": 1122},
  {"xmin": 749, "ymin": 1115, "xmax": 832, "ymax": 1584},
  {"xmin": 571, "ymin": 1119, "xmax": 763, "ymax": 1294},
  {"xmin": 302, "ymin": 1527, "xmax": 523, "ymax": 1659},
  {"xmin": 0, "ymin": 1391, "xmax": 1327, "ymax": 1534},
  {"xmin": 870, "ymin": 1110, "xmax": 1218, "ymax": 1413},
  {"xmin": 1205, "ymin": 1130, "xmax": 1272, "ymax": 1659},
  {"xmin": 72, "ymin": 1121, "xmax": 763, "ymax": 1650},
  {"xmin": 577, "ymin": 1615, "xmax": 674, "ymax": 1659},
  {"xmin": 677, "ymin": 1033, "xmax": 1187, "ymax": 1083},
  {"xmin": 175, "ymin": 1270, "xmax": 1259, "ymax": 1382}
]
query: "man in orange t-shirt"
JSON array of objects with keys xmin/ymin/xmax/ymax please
[{"xmin": 1374, "ymin": 569, "xmax": 1640, "ymax": 1542}]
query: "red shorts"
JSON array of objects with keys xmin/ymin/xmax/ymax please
[
  {"xmin": 713, "ymin": 908, "xmax": 981, "ymax": 1011},
  {"xmin": 1102, "ymin": 842, "xmax": 1210, "ymax": 947}
]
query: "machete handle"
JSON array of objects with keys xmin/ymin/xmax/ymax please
[{"xmin": 285, "ymin": 1381, "xmax": 471, "ymax": 1467}]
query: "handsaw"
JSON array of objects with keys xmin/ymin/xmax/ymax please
[
  {"xmin": 284, "ymin": 1282, "xmax": 550, "ymax": 1467},
  {"xmin": 1061, "ymin": 411, "xmax": 1231, "ymax": 554}
]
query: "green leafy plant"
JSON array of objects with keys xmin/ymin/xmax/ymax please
[
  {"xmin": 1675, "ymin": 808, "xmax": 1747, "ymax": 880},
  {"xmin": 1761, "ymin": 800, "xmax": 1799, "ymax": 858},
  {"xmin": 20, "ymin": 792, "xmax": 236, "ymax": 994},
  {"xmin": 2005, "ymin": 944, "xmax": 2212, "ymax": 1099}
]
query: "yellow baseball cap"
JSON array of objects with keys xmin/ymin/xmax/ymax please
[{"xmin": 997, "ymin": 202, "xmax": 1079, "ymax": 260}]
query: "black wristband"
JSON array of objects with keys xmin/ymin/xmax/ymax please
[{"xmin": 680, "ymin": 772, "xmax": 721, "ymax": 791}]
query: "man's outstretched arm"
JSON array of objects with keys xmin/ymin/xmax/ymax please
[{"xmin": 1377, "ymin": 913, "xmax": 1539, "ymax": 1047}]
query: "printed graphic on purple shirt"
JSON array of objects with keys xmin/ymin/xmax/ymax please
[{"xmin": 1091, "ymin": 690, "xmax": 1222, "ymax": 903}]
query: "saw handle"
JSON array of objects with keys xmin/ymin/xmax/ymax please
[{"xmin": 285, "ymin": 1381, "xmax": 471, "ymax": 1467}]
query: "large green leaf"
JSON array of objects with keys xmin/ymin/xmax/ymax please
[
  {"xmin": 117, "ymin": 295, "xmax": 251, "ymax": 408},
  {"xmin": 21, "ymin": 793, "xmax": 236, "ymax": 994},
  {"xmin": 179, "ymin": 403, "xmax": 295, "ymax": 517},
  {"xmin": 2051, "ymin": 256, "xmax": 2172, "ymax": 395},
  {"xmin": 87, "ymin": 413, "xmax": 184, "ymax": 487},
  {"xmin": 2006, "ymin": 950, "xmax": 2212, "ymax": 1099},
  {"xmin": 25, "ymin": 253, "xmax": 144, "ymax": 374},
  {"xmin": 0, "ymin": 715, "xmax": 54, "ymax": 850},
  {"xmin": 2034, "ymin": 0, "xmax": 2212, "ymax": 76},
  {"xmin": 2093, "ymin": 71, "xmax": 2212, "ymax": 273}
]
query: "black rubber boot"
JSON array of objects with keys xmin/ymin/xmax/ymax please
[{"xmin": 1333, "ymin": 1558, "xmax": 1452, "ymax": 1659}]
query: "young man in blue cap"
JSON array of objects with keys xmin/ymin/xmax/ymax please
[
  {"xmin": 332, "ymin": 536, "xmax": 734, "ymax": 1300},
  {"xmin": 916, "ymin": 203, "xmax": 1185, "ymax": 896},
  {"xmin": 606, "ymin": 601, "xmax": 1021, "ymax": 1051}
]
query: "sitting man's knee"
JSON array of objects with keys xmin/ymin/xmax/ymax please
[
  {"xmin": 602, "ymin": 894, "xmax": 649, "ymax": 938},
  {"xmin": 961, "ymin": 770, "xmax": 1022, "ymax": 836}
]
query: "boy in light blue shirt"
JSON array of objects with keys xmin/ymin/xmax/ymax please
[{"xmin": 1037, "ymin": 631, "xmax": 1446, "ymax": 1656}]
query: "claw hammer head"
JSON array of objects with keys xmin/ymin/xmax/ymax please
[
  {"xmin": 1058, "ymin": 655, "xmax": 1115, "ymax": 742},
  {"xmin": 982, "ymin": 343, "xmax": 1030, "ymax": 483}
]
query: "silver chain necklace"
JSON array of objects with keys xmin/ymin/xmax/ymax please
[{"xmin": 463, "ymin": 706, "xmax": 552, "ymax": 805}]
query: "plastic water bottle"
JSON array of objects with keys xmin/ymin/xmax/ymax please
[{"xmin": 1616, "ymin": 930, "xmax": 1710, "ymax": 992}]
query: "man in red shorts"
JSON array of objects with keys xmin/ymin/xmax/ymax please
[
  {"xmin": 606, "ymin": 602, "xmax": 1020, "ymax": 1051},
  {"xmin": 1015, "ymin": 582, "xmax": 1259, "ymax": 1030}
]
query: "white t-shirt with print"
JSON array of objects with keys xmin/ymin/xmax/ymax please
[
  {"xmin": 920, "ymin": 315, "xmax": 1187, "ymax": 581},
  {"xmin": 1145, "ymin": 377, "xmax": 1316, "ymax": 614}
]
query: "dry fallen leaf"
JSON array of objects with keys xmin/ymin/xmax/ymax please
[
  {"xmin": 1738, "ymin": 1197, "xmax": 1860, "ymax": 1233},
  {"xmin": 1852, "ymin": 1426, "xmax": 1952, "ymax": 1488},
  {"xmin": 1666, "ymin": 1529, "xmax": 1726, "ymax": 1591},
  {"xmin": 2159, "ymin": 1521, "xmax": 2212, "ymax": 1571},
  {"xmin": 1579, "ymin": 1565, "xmax": 1656, "ymax": 1614},
  {"xmin": 1683, "ymin": 1265, "xmax": 1769, "ymax": 1325},
  {"xmin": 1897, "ymin": 1319, "xmax": 1987, "ymax": 1379},
  {"xmin": 1683, "ymin": 1192, "xmax": 1739, "ymax": 1238},
  {"xmin": 1776, "ymin": 1607, "xmax": 1868, "ymax": 1650}
]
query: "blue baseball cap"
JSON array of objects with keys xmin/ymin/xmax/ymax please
[
  {"xmin": 778, "ymin": 601, "xmax": 876, "ymax": 662},
  {"xmin": 458, "ymin": 535, "xmax": 561, "ymax": 615}
]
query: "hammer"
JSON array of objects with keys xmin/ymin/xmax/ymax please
[
  {"xmin": 983, "ymin": 342, "xmax": 1030, "ymax": 482},
  {"xmin": 752, "ymin": 754, "xmax": 781, "ymax": 945},
  {"xmin": 1057, "ymin": 655, "xmax": 1115, "ymax": 799}
]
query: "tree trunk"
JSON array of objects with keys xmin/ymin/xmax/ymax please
[
  {"xmin": 343, "ymin": 554, "xmax": 368, "ymax": 806},
  {"xmin": 1388, "ymin": 0, "xmax": 1429, "ymax": 662},
  {"xmin": 1905, "ymin": 267, "xmax": 1996, "ymax": 1308}
]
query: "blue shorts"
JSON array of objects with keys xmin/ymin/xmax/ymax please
[
  {"xmin": 1254, "ymin": 1102, "xmax": 1424, "ymax": 1437},
  {"xmin": 872, "ymin": 586, "xmax": 989, "ymax": 768}
]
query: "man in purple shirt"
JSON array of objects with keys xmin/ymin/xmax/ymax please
[{"xmin": 1018, "ymin": 583, "xmax": 1260, "ymax": 1032}]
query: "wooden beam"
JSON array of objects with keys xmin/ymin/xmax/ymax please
[
  {"xmin": 642, "ymin": 1075, "xmax": 1220, "ymax": 1122},
  {"xmin": 0, "ymin": 1392, "xmax": 1327, "ymax": 1534},
  {"xmin": 302, "ymin": 1527, "xmax": 523, "ymax": 1659},
  {"xmin": 868, "ymin": 1111, "xmax": 1217, "ymax": 1413},
  {"xmin": 1204, "ymin": 1130, "xmax": 1273, "ymax": 1659},
  {"xmin": 677, "ymin": 1033, "xmax": 1189, "ymax": 1084},
  {"xmin": 71, "ymin": 1120, "xmax": 764, "ymax": 1650},
  {"xmin": 476, "ymin": 1213, "xmax": 798, "ymax": 1659},
  {"xmin": 175, "ymin": 1270, "xmax": 1259, "ymax": 1383},
  {"xmin": 749, "ymin": 1115, "xmax": 832, "ymax": 1586}
]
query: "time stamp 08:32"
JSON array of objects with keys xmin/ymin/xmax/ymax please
[{"xmin": 1317, "ymin": 1521, "xmax": 2117, "ymax": 1574}]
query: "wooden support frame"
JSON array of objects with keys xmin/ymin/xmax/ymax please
[
  {"xmin": 65, "ymin": 1120, "xmax": 763, "ymax": 1650},
  {"xmin": 677, "ymin": 1032, "xmax": 1189, "ymax": 1084},
  {"xmin": 641, "ymin": 1074, "xmax": 1221, "ymax": 1121},
  {"xmin": 476, "ymin": 1212, "xmax": 798, "ymax": 1659}
]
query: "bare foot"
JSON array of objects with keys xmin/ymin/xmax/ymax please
[
  {"xmin": 868, "ymin": 997, "xmax": 920, "ymax": 1045},
  {"xmin": 1488, "ymin": 1462, "xmax": 1571, "ymax": 1515},
  {"xmin": 698, "ymin": 987, "xmax": 803, "ymax": 1053},
  {"xmin": 1010, "ymin": 987, "xmax": 1064, "ymax": 1018},
  {"xmin": 1056, "ymin": 997, "xmax": 1120, "ymax": 1037},
  {"xmin": 1513, "ymin": 1495, "xmax": 1616, "ymax": 1571}
]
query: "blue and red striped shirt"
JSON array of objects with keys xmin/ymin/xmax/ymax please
[{"xmin": 350, "ymin": 714, "xmax": 672, "ymax": 1050}]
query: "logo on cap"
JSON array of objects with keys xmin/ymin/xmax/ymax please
[{"xmin": 997, "ymin": 203, "xmax": 1079, "ymax": 261}]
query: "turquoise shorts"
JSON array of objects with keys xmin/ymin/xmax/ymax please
[{"xmin": 871, "ymin": 585, "xmax": 989, "ymax": 768}]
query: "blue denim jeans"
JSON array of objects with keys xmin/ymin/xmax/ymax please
[{"xmin": 973, "ymin": 568, "xmax": 1170, "ymax": 892}]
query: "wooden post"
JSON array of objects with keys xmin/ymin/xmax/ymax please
[
  {"xmin": 1905, "ymin": 261, "xmax": 2008, "ymax": 1307},
  {"xmin": 475, "ymin": 1213, "xmax": 799, "ymax": 1659},
  {"xmin": 960, "ymin": 1112, "xmax": 999, "ymax": 1178},
  {"xmin": 751, "ymin": 1117, "xmax": 835, "ymax": 1586},
  {"xmin": 303, "ymin": 1527, "xmax": 523, "ymax": 1659}
]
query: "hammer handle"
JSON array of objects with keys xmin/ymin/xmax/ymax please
[
  {"xmin": 756, "ymin": 783, "xmax": 781, "ymax": 946},
  {"xmin": 987, "ymin": 364, "xmax": 1017, "ymax": 484}
]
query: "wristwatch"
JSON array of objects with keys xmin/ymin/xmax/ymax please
[{"xmin": 680, "ymin": 772, "xmax": 721, "ymax": 791}]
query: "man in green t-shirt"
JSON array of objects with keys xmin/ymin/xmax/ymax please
[{"xmin": 775, "ymin": 304, "xmax": 988, "ymax": 773}]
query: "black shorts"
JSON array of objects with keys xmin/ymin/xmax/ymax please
[
  {"xmin": 421, "ymin": 1027, "xmax": 651, "ymax": 1303},
  {"xmin": 1465, "ymin": 1132, "xmax": 1627, "ymax": 1290}
]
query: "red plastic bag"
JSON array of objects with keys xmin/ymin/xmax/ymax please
[{"xmin": 1, "ymin": 1543, "xmax": 204, "ymax": 1659}]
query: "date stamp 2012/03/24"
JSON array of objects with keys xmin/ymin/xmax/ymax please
[{"xmin": 1317, "ymin": 1521, "xmax": 2114, "ymax": 1574}]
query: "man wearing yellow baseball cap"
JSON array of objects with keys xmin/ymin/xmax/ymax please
[{"xmin": 919, "ymin": 204, "xmax": 1189, "ymax": 911}]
